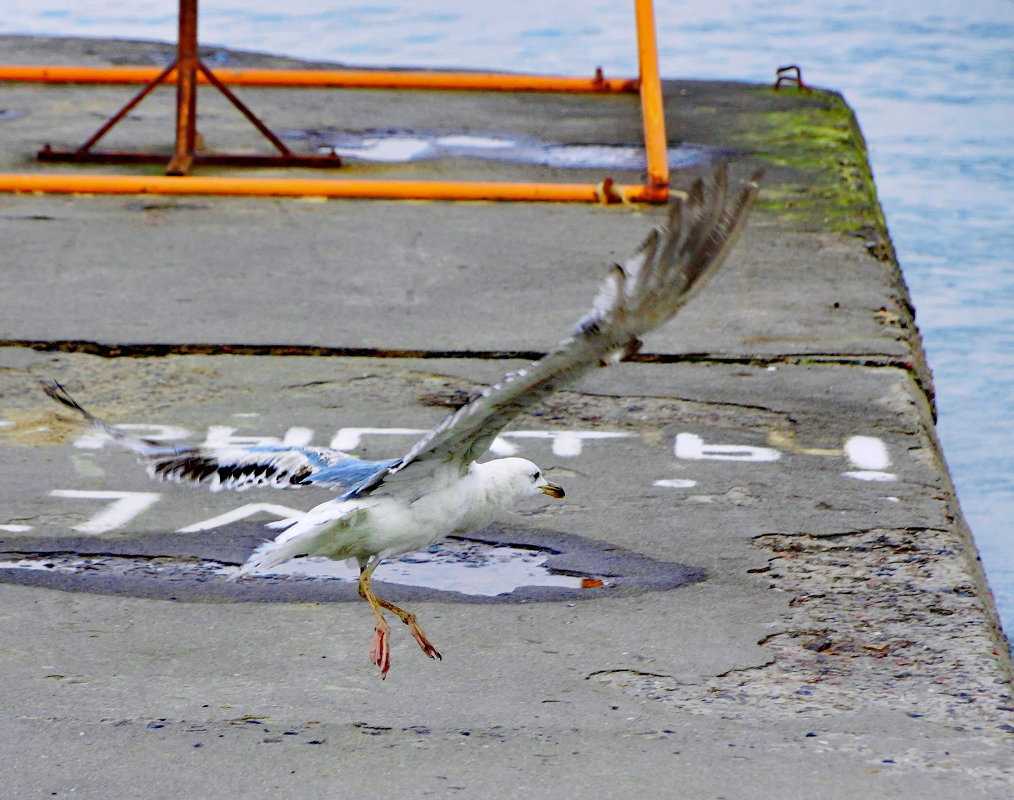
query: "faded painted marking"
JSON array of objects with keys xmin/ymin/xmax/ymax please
[
  {"xmin": 330, "ymin": 425, "xmax": 512, "ymax": 455},
  {"xmin": 766, "ymin": 429, "xmax": 842, "ymax": 456},
  {"xmin": 0, "ymin": 524, "xmax": 32, "ymax": 532},
  {"xmin": 177, "ymin": 503, "xmax": 307, "ymax": 533},
  {"xmin": 843, "ymin": 436, "xmax": 896, "ymax": 481},
  {"xmin": 202, "ymin": 426, "xmax": 314, "ymax": 448},
  {"xmin": 653, "ymin": 478, "xmax": 698, "ymax": 489},
  {"xmin": 282, "ymin": 427, "xmax": 314, "ymax": 446},
  {"xmin": 329, "ymin": 427, "xmax": 630, "ymax": 458},
  {"xmin": 843, "ymin": 470, "xmax": 897, "ymax": 482},
  {"xmin": 74, "ymin": 424, "xmax": 192, "ymax": 450},
  {"xmin": 487, "ymin": 437, "xmax": 518, "ymax": 456},
  {"xmin": 329, "ymin": 427, "xmax": 426, "ymax": 451},
  {"xmin": 674, "ymin": 432, "xmax": 781, "ymax": 462},
  {"xmin": 500, "ymin": 431, "xmax": 634, "ymax": 458},
  {"xmin": 50, "ymin": 489, "xmax": 160, "ymax": 534},
  {"xmin": 844, "ymin": 435, "xmax": 891, "ymax": 470},
  {"xmin": 69, "ymin": 454, "xmax": 105, "ymax": 479}
]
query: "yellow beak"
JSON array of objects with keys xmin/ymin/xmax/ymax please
[{"xmin": 540, "ymin": 482, "xmax": 565, "ymax": 499}]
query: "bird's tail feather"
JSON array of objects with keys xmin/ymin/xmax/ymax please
[
  {"xmin": 232, "ymin": 507, "xmax": 365, "ymax": 580},
  {"xmin": 232, "ymin": 529, "xmax": 325, "ymax": 580},
  {"xmin": 232, "ymin": 538, "xmax": 300, "ymax": 579}
]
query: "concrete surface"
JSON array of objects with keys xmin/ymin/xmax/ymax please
[{"xmin": 0, "ymin": 35, "xmax": 1010, "ymax": 799}]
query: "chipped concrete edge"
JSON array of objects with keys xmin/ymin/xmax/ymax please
[{"xmin": 592, "ymin": 367, "xmax": 1013, "ymax": 739}]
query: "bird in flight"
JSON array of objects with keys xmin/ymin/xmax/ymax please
[{"xmin": 44, "ymin": 166, "xmax": 761, "ymax": 678}]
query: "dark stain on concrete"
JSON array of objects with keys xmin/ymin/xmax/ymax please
[{"xmin": 0, "ymin": 522, "xmax": 705, "ymax": 604}]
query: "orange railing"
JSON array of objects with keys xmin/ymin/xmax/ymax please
[
  {"xmin": 0, "ymin": 174, "xmax": 659, "ymax": 203},
  {"xmin": 0, "ymin": 0, "xmax": 670, "ymax": 203},
  {"xmin": 0, "ymin": 65, "xmax": 637, "ymax": 94}
]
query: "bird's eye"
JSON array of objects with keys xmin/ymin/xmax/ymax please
[{"xmin": 531, "ymin": 471, "xmax": 541, "ymax": 481}]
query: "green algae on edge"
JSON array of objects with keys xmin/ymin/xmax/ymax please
[{"xmin": 740, "ymin": 89, "xmax": 888, "ymax": 236}]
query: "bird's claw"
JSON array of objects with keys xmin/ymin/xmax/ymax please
[
  {"xmin": 409, "ymin": 628, "xmax": 442, "ymax": 661},
  {"xmin": 367, "ymin": 618, "xmax": 438, "ymax": 678},
  {"xmin": 401, "ymin": 613, "xmax": 441, "ymax": 661}
]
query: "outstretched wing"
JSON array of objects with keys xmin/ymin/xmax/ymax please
[
  {"xmin": 365, "ymin": 166, "xmax": 762, "ymax": 495},
  {"xmin": 41, "ymin": 381, "xmax": 396, "ymax": 494}
]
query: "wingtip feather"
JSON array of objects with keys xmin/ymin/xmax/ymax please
[{"xmin": 41, "ymin": 380, "xmax": 90, "ymax": 418}]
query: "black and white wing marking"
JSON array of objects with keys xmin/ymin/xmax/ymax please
[
  {"xmin": 145, "ymin": 446, "xmax": 398, "ymax": 494},
  {"xmin": 41, "ymin": 381, "xmax": 397, "ymax": 494},
  {"xmin": 364, "ymin": 166, "xmax": 762, "ymax": 495}
]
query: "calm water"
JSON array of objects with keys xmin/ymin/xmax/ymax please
[{"xmin": 4, "ymin": 1, "xmax": 1013, "ymax": 638}]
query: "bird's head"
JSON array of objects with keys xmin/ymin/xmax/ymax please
[{"xmin": 477, "ymin": 457, "xmax": 565, "ymax": 505}]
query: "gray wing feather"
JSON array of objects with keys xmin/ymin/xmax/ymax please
[{"xmin": 367, "ymin": 166, "xmax": 761, "ymax": 493}]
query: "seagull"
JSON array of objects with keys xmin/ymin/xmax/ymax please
[{"xmin": 43, "ymin": 166, "xmax": 761, "ymax": 677}]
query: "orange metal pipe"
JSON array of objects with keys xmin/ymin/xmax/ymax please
[
  {"xmin": 634, "ymin": 0, "xmax": 670, "ymax": 196},
  {"xmin": 0, "ymin": 65, "xmax": 638, "ymax": 93},
  {"xmin": 0, "ymin": 1, "xmax": 670, "ymax": 203},
  {"xmin": 0, "ymin": 174, "xmax": 667, "ymax": 203}
]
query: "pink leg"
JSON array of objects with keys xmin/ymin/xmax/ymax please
[
  {"xmin": 358, "ymin": 567, "xmax": 393, "ymax": 678},
  {"xmin": 358, "ymin": 563, "xmax": 441, "ymax": 678},
  {"xmin": 375, "ymin": 596, "xmax": 442, "ymax": 661}
]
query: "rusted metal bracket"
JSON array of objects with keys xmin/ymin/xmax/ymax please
[
  {"xmin": 36, "ymin": 0, "xmax": 341, "ymax": 175},
  {"xmin": 773, "ymin": 64, "xmax": 813, "ymax": 93}
]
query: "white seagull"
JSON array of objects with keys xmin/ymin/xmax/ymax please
[{"xmin": 43, "ymin": 167, "xmax": 761, "ymax": 677}]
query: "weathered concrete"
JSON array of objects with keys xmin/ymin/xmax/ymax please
[{"xmin": 0, "ymin": 35, "xmax": 1010, "ymax": 799}]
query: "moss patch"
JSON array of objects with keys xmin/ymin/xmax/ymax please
[{"xmin": 736, "ymin": 90, "xmax": 888, "ymax": 237}]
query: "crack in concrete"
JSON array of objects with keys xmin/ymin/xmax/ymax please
[
  {"xmin": 749, "ymin": 526, "xmax": 940, "ymax": 542},
  {"xmin": 0, "ymin": 549, "xmax": 232, "ymax": 564},
  {"xmin": 1, "ymin": 339, "xmax": 918, "ymax": 372},
  {"xmin": 585, "ymin": 669, "xmax": 675, "ymax": 680},
  {"xmin": 713, "ymin": 656, "xmax": 780, "ymax": 678},
  {"xmin": 567, "ymin": 390, "xmax": 791, "ymax": 416}
]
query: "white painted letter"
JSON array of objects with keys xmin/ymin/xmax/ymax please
[
  {"xmin": 500, "ymin": 431, "xmax": 634, "ymax": 458},
  {"xmin": 50, "ymin": 490, "xmax": 161, "ymax": 534},
  {"xmin": 844, "ymin": 435, "xmax": 890, "ymax": 470},
  {"xmin": 842, "ymin": 435, "xmax": 896, "ymax": 481},
  {"xmin": 842, "ymin": 470, "xmax": 897, "ymax": 482},
  {"xmin": 674, "ymin": 433, "xmax": 781, "ymax": 462},
  {"xmin": 74, "ymin": 424, "xmax": 191, "ymax": 450},
  {"xmin": 201, "ymin": 426, "xmax": 315, "ymax": 448},
  {"xmin": 329, "ymin": 427, "xmax": 427, "ymax": 451},
  {"xmin": 488, "ymin": 436, "xmax": 519, "ymax": 456},
  {"xmin": 653, "ymin": 478, "xmax": 698, "ymax": 489},
  {"xmin": 177, "ymin": 503, "xmax": 308, "ymax": 533},
  {"xmin": 328, "ymin": 426, "xmax": 634, "ymax": 458}
]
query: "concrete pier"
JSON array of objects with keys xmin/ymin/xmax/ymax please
[{"xmin": 1, "ymin": 35, "xmax": 1010, "ymax": 798}]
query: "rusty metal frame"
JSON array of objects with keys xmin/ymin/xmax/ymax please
[
  {"xmin": 15, "ymin": 0, "xmax": 670, "ymax": 202},
  {"xmin": 36, "ymin": 0, "xmax": 342, "ymax": 175}
]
